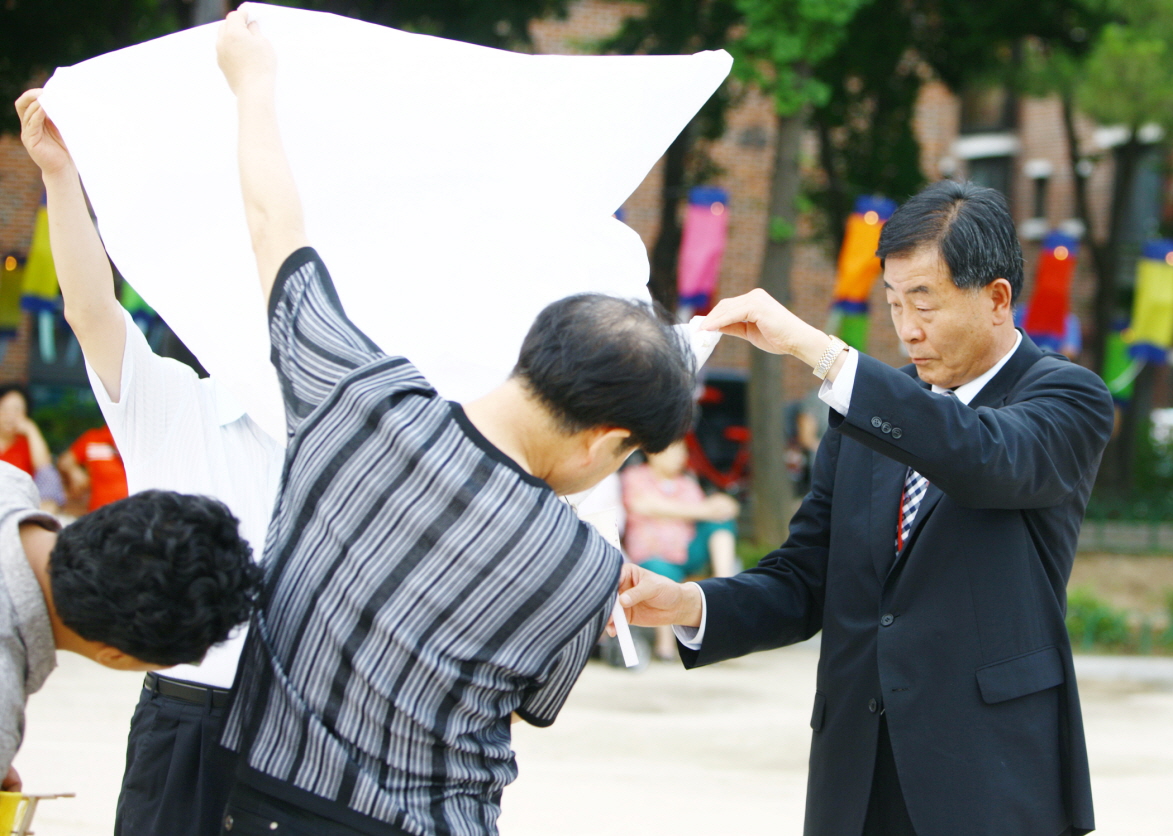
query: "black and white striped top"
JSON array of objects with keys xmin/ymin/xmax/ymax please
[{"xmin": 222, "ymin": 248, "xmax": 622, "ymax": 836}]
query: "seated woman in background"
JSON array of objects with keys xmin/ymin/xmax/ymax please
[
  {"xmin": 622, "ymin": 439, "xmax": 739, "ymax": 660},
  {"xmin": 0, "ymin": 385, "xmax": 64, "ymax": 512}
]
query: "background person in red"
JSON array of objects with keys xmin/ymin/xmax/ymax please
[
  {"xmin": 60, "ymin": 425, "xmax": 128, "ymax": 512},
  {"xmin": 0, "ymin": 386, "xmax": 51, "ymax": 478}
]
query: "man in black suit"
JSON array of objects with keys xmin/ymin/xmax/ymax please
[{"xmin": 618, "ymin": 181, "xmax": 1113, "ymax": 836}]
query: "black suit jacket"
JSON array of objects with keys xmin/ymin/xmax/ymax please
[{"xmin": 682, "ymin": 334, "xmax": 1114, "ymax": 836}]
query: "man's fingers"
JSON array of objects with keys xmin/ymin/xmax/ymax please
[
  {"xmin": 15, "ymin": 88, "xmax": 42, "ymax": 122},
  {"xmin": 618, "ymin": 571, "xmax": 659, "ymax": 609},
  {"xmin": 714, "ymin": 322, "xmax": 750, "ymax": 341},
  {"xmin": 700, "ymin": 298, "xmax": 757, "ymax": 331}
]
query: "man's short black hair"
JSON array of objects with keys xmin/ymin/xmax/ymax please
[
  {"xmin": 512, "ymin": 293, "xmax": 695, "ymax": 454},
  {"xmin": 50, "ymin": 490, "xmax": 261, "ymax": 666},
  {"xmin": 876, "ymin": 180, "xmax": 1024, "ymax": 302}
]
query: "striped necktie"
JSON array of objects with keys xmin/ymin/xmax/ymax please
[
  {"xmin": 896, "ymin": 467, "xmax": 928, "ymax": 553},
  {"xmin": 895, "ymin": 390, "xmax": 955, "ymax": 553}
]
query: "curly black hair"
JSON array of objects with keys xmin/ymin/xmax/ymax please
[{"xmin": 49, "ymin": 490, "xmax": 261, "ymax": 666}]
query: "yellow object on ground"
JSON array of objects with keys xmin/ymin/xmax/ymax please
[{"xmin": 0, "ymin": 790, "xmax": 75, "ymax": 835}]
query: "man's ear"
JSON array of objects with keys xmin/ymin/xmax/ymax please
[
  {"xmin": 988, "ymin": 278, "xmax": 1014, "ymax": 325},
  {"xmin": 584, "ymin": 427, "xmax": 633, "ymax": 463},
  {"xmin": 92, "ymin": 644, "xmax": 167, "ymax": 672}
]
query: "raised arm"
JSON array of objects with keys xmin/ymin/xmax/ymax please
[
  {"xmin": 216, "ymin": 7, "xmax": 309, "ymax": 304},
  {"xmin": 16, "ymin": 90, "xmax": 126, "ymax": 401}
]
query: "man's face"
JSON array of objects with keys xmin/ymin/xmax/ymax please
[
  {"xmin": 883, "ymin": 247, "xmax": 1005, "ymax": 389},
  {"xmin": 0, "ymin": 392, "xmax": 26, "ymax": 435}
]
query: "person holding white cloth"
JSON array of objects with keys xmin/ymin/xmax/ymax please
[{"xmin": 17, "ymin": 87, "xmax": 284, "ymax": 836}]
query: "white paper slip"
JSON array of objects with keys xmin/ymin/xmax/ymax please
[
  {"xmin": 577, "ymin": 506, "xmax": 639, "ymax": 667},
  {"xmin": 609, "ymin": 598, "xmax": 639, "ymax": 668}
]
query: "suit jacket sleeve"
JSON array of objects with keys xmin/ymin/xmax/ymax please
[
  {"xmin": 679, "ymin": 427, "xmax": 839, "ymax": 669},
  {"xmin": 832, "ymin": 353, "xmax": 1114, "ymax": 510}
]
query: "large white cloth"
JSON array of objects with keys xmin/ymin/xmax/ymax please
[{"xmin": 39, "ymin": 4, "xmax": 732, "ymax": 443}]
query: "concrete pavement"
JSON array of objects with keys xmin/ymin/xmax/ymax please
[{"xmin": 13, "ymin": 642, "xmax": 1173, "ymax": 835}]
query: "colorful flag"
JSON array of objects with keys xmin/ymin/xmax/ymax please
[
  {"xmin": 829, "ymin": 196, "xmax": 896, "ymax": 351},
  {"xmin": 21, "ymin": 203, "xmax": 58, "ymax": 314},
  {"xmin": 677, "ymin": 186, "xmax": 729, "ymax": 311},
  {"xmin": 1126, "ymin": 240, "xmax": 1173, "ymax": 363},
  {"xmin": 1104, "ymin": 324, "xmax": 1139, "ymax": 403},
  {"xmin": 1023, "ymin": 231, "xmax": 1079, "ymax": 351},
  {"xmin": 20, "ymin": 202, "xmax": 60, "ymax": 363},
  {"xmin": 0, "ymin": 255, "xmax": 25, "ymax": 338}
]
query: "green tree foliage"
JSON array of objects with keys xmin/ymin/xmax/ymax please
[
  {"xmin": 810, "ymin": 0, "xmax": 1106, "ymax": 252},
  {"xmin": 808, "ymin": 0, "xmax": 925, "ymax": 252},
  {"xmin": 0, "ymin": 0, "xmax": 183, "ymax": 133},
  {"xmin": 731, "ymin": 0, "xmax": 866, "ymax": 116},
  {"xmin": 1078, "ymin": 7, "xmax": 1173, "ymax": 132},
  {"xmin": 1066, "ymin": 587, "xmax": 1133, "ymax": 651},
  {"xmin": 263, "ymin": 0, "xmax": 568, "ymax": 48}
]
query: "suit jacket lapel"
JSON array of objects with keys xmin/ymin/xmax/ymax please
[
  {"xmin": 871, "ymin": 450, "xmax": 908, "ymax": 581},
  {"xmin": 885, "ymin": 332, "xmax": 1045, "ymax": 582},
  {"xmin": 968, "ymin": 330, "xmax": 1044, "ymax": 410}
]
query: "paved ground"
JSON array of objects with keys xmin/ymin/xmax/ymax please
[{"xmin": 13, "ymin": 641, "xmax": 1173, "ymax": 835}]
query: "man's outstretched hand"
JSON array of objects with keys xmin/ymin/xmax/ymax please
[
  {"xmin": 216, "ymin": 6, "xmax": 276, "ymax": 98},
  {"xmin": 16, "ymin": 89, "xmax": 73, "ymax": 179},
  {"xmin": 700, "ymin": 289, "xmax": 846, "ymax": 381},
  {"xmin": 610, "ymin": 563, "xmax": 703, "ymax": 633}
]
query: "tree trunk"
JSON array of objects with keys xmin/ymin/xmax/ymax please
[
  {"xmin": 815, "ymin": 116, "xmax": 850, "ymax": 256},
  {"xmin": 1094, "ymin": 132, "xmax": 1143, "ymax": 491},
  {"xmin": 749, "ymin": 110, "xmax": 805, "ymax": 546},
  {"xmin": 647, "ymin": 128, "xmax": 691, "ymax": 312},
  {"xmin": 1060, "ymin": 95, "xmax": 1112, "ymax": 373}
]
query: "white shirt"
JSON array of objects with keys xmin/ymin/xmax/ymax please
[
  {"xmin": 676, "ymin": 331, "xmax": 1023, "ymax": 650},
  {"xmin": 86, "ymin": 310, "xmax": 284, "ymax": 687}
]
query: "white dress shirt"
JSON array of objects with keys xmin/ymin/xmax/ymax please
[
  {"xmin": 86, "ymin": 310, "xmax": 284, "ymax": 687},
  {"xmin": 676, "ymin": 331, "xmax": 1023, "ymax": 650}
]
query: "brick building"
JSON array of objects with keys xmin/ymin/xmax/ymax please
[{"xmin": 0, "ymin": 0, "xmax": 1163, "ymax": 410}]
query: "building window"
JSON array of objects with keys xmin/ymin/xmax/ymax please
[
  {"xmin": 967, "ymin": 156, "xmax": 1014, "ymax": 202},
  {"xmin": 960, "ymin": 85, "xmax": 1017, "ymax": 134}
]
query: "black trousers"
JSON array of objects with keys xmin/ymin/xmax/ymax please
[
  {"xmin": 862, "ymin": 714, "xmax": 917, "ymax": 836},
  {"xmin": 220, "ymin": 783, "xmax": 412, "ymax": 836},
  {"xmin": 114, "ymin": 685, "xmax": 237, "ymax": 836}
]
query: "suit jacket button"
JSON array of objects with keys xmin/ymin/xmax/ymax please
[
  {"xmin": 891, "ymin": 427, "xmax": 902, "ymax": 439},
  {"xmin": 868, "ymin": 699, "xmax": 878, "ymax": 713},
  {"xmin": 880, "ymin": 613, "xmax": 895, "ymax": 626},
  {"xmin": 881, "ymin": 422, "xmax": 892, "ymax": 434},
  {"xmin": 871, "ymin": 416, "xmax": 883, "ymax": 428}
]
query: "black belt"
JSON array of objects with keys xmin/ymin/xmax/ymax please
[{"xmin": 144, "ymin": 671, "xmax": 233, "ymax": 709}]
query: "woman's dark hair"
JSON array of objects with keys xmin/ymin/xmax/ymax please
[
  {"xmin": 512, "ymin": 293, "xmax": 695, "ymax": 454},
  {"xmin": 877, "ymin": 180, "xmax": 1024, "ymax": 302},
  {"xmin": 49, "ymin": 490, "xmax": 261, "ymax": 666}
]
